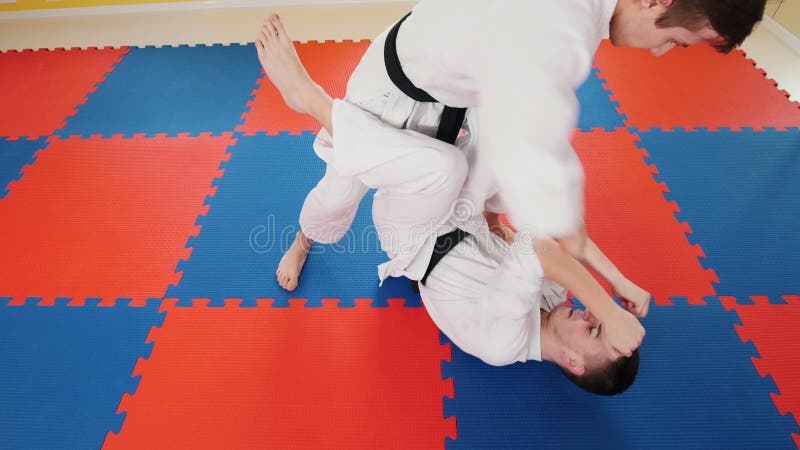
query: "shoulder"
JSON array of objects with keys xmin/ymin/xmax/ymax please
[{"xmin": 501, "ymin": 0, "xmax": 598, "ymax": 24}]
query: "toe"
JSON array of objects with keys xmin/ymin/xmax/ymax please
[
  {"xmin": 261, "ymin": 25, "xmax": 272, "ymax": 43},
  {"xmin": 274, "ymin": 18, "xmax": 291, "ymax": 44},
  {"xmin": 264, "ymin": 20, "xmax": 277, "ymax": 39}
]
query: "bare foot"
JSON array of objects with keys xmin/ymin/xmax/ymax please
[
  {"xmin": 255, "ymin": 14, "xmax": 320, "ymax": 115},
  {"xmin": 276, "ymin": 231, "xmax": 312, "ymax": 291}
]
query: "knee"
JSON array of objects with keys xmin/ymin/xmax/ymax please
[
  {"xmin": 430, "ymin": 147, "xmax": 468, "ymax": 192},
  {"xmin": 449, "ymin": 148, "xmax": 469, "ymax": 185}
]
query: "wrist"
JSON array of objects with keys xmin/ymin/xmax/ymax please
[
  {"xmin": 593, "ymin": 301, "xmax": 627, "ymax": 324},
  {"xmin": 608, "ymin": 273, "xmax": 629, "ymax": 292}
]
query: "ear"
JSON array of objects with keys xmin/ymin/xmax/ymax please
[
  {"xmin": 643, "ymin": 0, "xmax": 672, "ymax": 8},
  {"xmin": 559, "ymin": 352, "xmax": 586, "ymax": 376}
]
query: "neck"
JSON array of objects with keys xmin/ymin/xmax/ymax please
[{"xmin": 539, "ymin": 309, "xmax": 558, "ymax": 363}]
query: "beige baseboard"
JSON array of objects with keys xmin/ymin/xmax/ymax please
[{"xmin": 0, "ymin": 2, "xmax": 414, "ymax": 51}]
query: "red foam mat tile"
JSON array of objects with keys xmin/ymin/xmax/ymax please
[
  {"xmin": 103, "ymin": 299, "xmax": 455, "ymax": 449},
  {"xmin": 573, "ymin": 129, "xmax": 717, "ymax": 304},
  {"xmin": 0, "ymin": 134, "xmax": 234, "ymax": 304},
  {"xmin": 594, "ymin": 41, "xmax": 800, "ymax": 131},
  {"xmin": 0, "ymin": 47, "xmax": 129, "ymax": 139},
  {"xmin": 721, "ymin": 296, "xmax": 800, "ymax": 432},
  {"xmin": 238, "ymin": 40, "xmax": 370, "ymax": 135}
]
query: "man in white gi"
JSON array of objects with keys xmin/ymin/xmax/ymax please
[
  {"xmin": 271, "ymin": 0, "xmax": 766, "ymax": 292},
  {"xmin": 255, "ymin": 13, "xmax": 653, "ymax": 395}
]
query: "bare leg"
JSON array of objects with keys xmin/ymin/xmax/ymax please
[
  {"xmin": 256, "ymin": 14, "xmax": 339, "ymax": 291},
  {"xmin": 256, "ymin": 14, "xmax": 334, "ymax": 134}
]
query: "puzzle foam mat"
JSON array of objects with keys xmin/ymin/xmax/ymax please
[{"xmin": 1, "ymin": 23, "xmax": 799, "ymax": 450}]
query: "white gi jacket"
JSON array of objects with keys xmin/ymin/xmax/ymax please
[
  {"xmin": 418, "ymin": 226, "xmax": 568, "ymax": 364},
  {"xmin": 352, "ymin": 0, "xmax": 618, "ymax": 238},
  {"xmin": 415, "ymin": 125, "xmax": 569, "ymax": 365},
  {"xmin": 355, "ymin": 0, "xmax": 611, "ymax": 359},
  {"xmin": 311, "ymin": 0, "xmax": 617, "ymax": 286}
]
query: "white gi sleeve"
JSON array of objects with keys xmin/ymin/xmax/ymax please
[
  {"xmin": 477, "ymin": 4, "xmax": 596, "ymax": 238},
  {"xmin": 484, "ymin": 193, "xmax": 508, "ymax": 215}
]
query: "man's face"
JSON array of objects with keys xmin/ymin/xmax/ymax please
[
  {"xmin": 609, "ymin": 0, "xmax": 722, "ymax": 57},
  {"xmin": 549, "ymin": 304, "xmax": 618, "ymax": 368}
]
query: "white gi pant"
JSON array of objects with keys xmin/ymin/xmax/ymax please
[
  {"xmin": 303, "ymin": 98, "xmax": 467, "ymax": 282},
  {"xmin": 300, "ymin": 27, "xmax": 471, "ymax": 281},
  {"xmin": 419, "ymin": 218, "xmax": 568, "ymax": 365}
]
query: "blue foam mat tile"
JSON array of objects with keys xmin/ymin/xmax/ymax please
[
  {"xmin": 720, "ymin": 295, "xmax": 791, "ymax": 305},
  {"xmin": 0, "ymin": 137, "xmax": 48, "ymax": 199},
  {"xmin": 52, "ymin": 297, "xmax": 77, "ymax": 306},
  {"xmin": 665, "ymin": 295, "xmax": 694, "ymax": 306},
  {"xmin": 58, "ymin": 44, "xmax": 263, "ymax": 137},
  {"xmin": 0, "ymin": 299, "xmax": 165, "ymax": 449},
  {"xmin": 576, "ymin": 68, "xmax": 627, "ymax": 131},
  {"xmin": 14, "ymin": 296, "xmax": 44, "ymax": 305},
  {"xmin": 442, "ymin": 301, "xmax": 798, "ymax": 449},
  {"xmin": 767, "ymin": 296, "xmax": 791, "ymax": 305},
  {"xmin": 634, "ymin": 128, "xmax": 800, "ymax": 298},
  {"xmin": 166, "ymin": 133, "xmax": 422, "ymax": 307}
]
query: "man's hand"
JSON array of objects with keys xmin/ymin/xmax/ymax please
[
  {"xmin": 602, "ymin": 307, "xmax": 645, "ymax": 358},
  {"xmin": 614, "ymin": 278, "xmax": 651, "ymax": 318}
]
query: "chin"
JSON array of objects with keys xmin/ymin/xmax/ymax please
[{"xmin": 608, "ymin": 33, "xmax": 626, "ymax": 47}]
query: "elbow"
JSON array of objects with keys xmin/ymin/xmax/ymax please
[
  {"xmin": 480, "ymin": 353, "xmax": 517, "ymax": 367},
  {"xmin": 473, "ymin": 338, "xmax": 529, "ymax": 367},
  {"xmin": 534, "ymin": 237, "xmax": 567, "ymax": 279}
]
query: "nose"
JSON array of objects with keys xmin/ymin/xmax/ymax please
[
  {"xmin": 650, "ymin": 41, "xmax": 677, "ymax": 57},
  {"xmin": 582, "ymin": 310, "xmax": 599, "ymax": 325}
]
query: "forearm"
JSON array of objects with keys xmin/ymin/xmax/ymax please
[
  {"xmin": 575, "ymin": 237, "xmax": 626, "ymax": 290},
  {"xmin": 557, "ymin": 223, "xmax": 626, "ymax": 291},
  {"xmin": 534, "ymin": 238, "xmax": 621, "ymax": 321}
]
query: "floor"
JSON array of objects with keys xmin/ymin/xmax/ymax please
[
  {"xmin": 1, "ymin": 3, "xmax": 799, "ymax": 449},
  {"xmin": 1, "ymin": 2, "xmax": 798, "ymax": 101}
]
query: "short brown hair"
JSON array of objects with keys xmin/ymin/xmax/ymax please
[
  {"xmin": 560, "ymin": 349, "xmax": 640, "ymax": 396},
  {"xmin": 656, "ymin": 0, "xmax": 766, "ymax": 53}
]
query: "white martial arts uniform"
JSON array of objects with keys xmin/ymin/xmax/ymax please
[
  {"xmin": 307, "ymin": 99, "xmax": 467, "ymax": 282},
  {"xmin": 301, "ymin": 0, "xmax": 618, "ymax": 262},
  {"xmin": 417, "ymin": 129, "xmax": 568, "ymax": 366},
  {"xmin": 311, "ymin": 109, "xmax": 567, "ymax": 365},
  {"xmin": 418, "ymin": 222, "xmax": 568, "ymax": 365}
]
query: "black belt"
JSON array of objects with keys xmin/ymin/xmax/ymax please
[
  {"xmin": 384, "ymin": 12, "xmax": 469, "ymax": 293},
  {"xmin": 384, "ymin": 12, "xmax": 467, "ymax": 145},
  {"xmin": 413, "ymin": 228, "xmax": 470, "ymax": 293}
]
